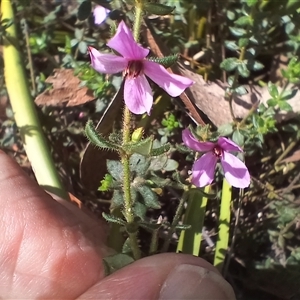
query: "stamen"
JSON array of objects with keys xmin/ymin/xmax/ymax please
[{"xmin": 125, "ymin": 60, "xmax": 144, "ymax": 78}]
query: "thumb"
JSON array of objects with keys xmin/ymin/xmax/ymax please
[{"xmin": 79, "ymin": 253, "xmax": 236, "ymax": 299}]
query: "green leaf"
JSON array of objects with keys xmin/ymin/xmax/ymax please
[
  {"xmin": 229, "ymin": 27, "xmax": 247, "ymax": 37},
  {"xmin": 130, "ymin": 154, "xmax": 150, "ymax": 176},
  {"xmin": 102, "ymin": 212, "xmax": 126, "ymax": 225},
  {"xmin": 107, "ymin": 160, "xmax": 123, "ymax": 181},
  {"xmin": 232, "ymin": 130, "xmax": 244, "ymax": 146},
  {"xmin": 129, "ymin": 136, "xmax": 153, "ymax": 156},
  {"xmin": 77, "ymin": 1, "xmax": 92, "ymax": 21},
  {"xmin": 103, "ymin": 254, "xmax": 134, "ymax": 275},
  {"xmin": 220, "ymin": 57, "xmax": 239, "ymax": 72},
  {"xmin": 78, "ymin": 41, "xmax": 88, "ymax": 54},
  {"xmin": 133, "ymin": 201, "xmax": 147, "ymax": 220},
  {"xmin": 278, "ymin": 101, "xmax": 293, "ymax": 111},
  {"xmin": 163, "ymin": 159, "xmax": 179, "ymax": 171},
  {"xmin": 246, "ymin": 0, "xmax": 258, "ymax": 6},
  {"xmin": 111, "ymin": 189, "xmax": 123, "ymax": 209},
  {"xmin": 268, "ymin": 82, "xmax": 279, "ymax": 98},
  {"xmin": 267, "ymin": 98, "xmax": 277, "ymax": 107},
  {"xmin": 234, "ymin": 16, "xmax": 252, "ymax": 27},
  {"xmin": 144, "ymin": 3, "xmax": 175, "ymax": 15},
  {"xmin": 252, "ymin": 61, "xmax": 264, "ymax": 71},
  {"xmin": 224, "ymin": 41, "xmax": 239, "ymax": 51},
  {"xmin": 149, "ymin": 155, "xmax": 168, "ymax": 171},
  {"xmin": 237, "ymin": 62, "xmax": 250, "ymax": 78},
  {"xmin": 150, "ymin": 54, "xmax": 179, "ymax": 68},
  {"xmin": 137, "ymin": 185, "xmax": 161, "ymax": 209},
  {"xmin": 234, "ymin": 85, "xmax": 248, "ymax": 95},
  {"xmin": 238, "ymin": 38, "xmax": 249, "ymax": 48},
  {"xmin": 150, "ymin": 143, "xmax": 170, "ymax": 156},
  {"xmin": 281, "ymin": 89, "xmax": 298, "ymax": 101},
  {"xmin": 85, "ymin": 120, "xmax": 120, "ymax": 150},
  {"xmin": 218, "ymin": 123, "xmax": 233, "ymax": 136}
]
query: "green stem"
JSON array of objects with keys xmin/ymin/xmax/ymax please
[
  {"xmin": 1, "ymin": 0, "xmax": 67, "ymax": 200},
  {"xmin": 176, "ymin": 186, "xmax": 210, "ymax": 255},
  {"xmin": 214, "ymin": 179, "xmax": 232, "ymax": 272}
]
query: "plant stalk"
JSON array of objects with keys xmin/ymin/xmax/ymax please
[{"xmin": 1, "ymin": 0, "xmax": 67, "ymax": 200}]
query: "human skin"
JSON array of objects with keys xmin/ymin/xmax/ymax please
[{"xmin": 0, "ymin": 150, "xmax": 235, "ymax": 299}]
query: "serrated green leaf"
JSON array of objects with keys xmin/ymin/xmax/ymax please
[
  {"xmin": 268, "ymin": 82, "xmax": 279, "ymax": 98},
  {"xmin": 102, "ymin": 212, "xmax": 126, "ymax": 225},
  {"xmin": 150, "ymin": 143, "xmax": 171, "ymax": 156},
  {"xmin": 85, "ymin": 120, "xmax": 120, "ymax": 150},
  {"xmin": 77, "ymin": 1, "xmax": 92, "ymax": 21},
  {"xmin": 137, "ymin": 185, "xmax": 161, "ymax": 209},
  {"xmin": 150, "ymin": 54, "xmax": 179, "ymax": 68},
  {"xmin": 144, "ymin": 3, "xmax": 175, "ymax": 15},
  {"xmin": 220, "ymin": 57, "xmax": 239, "ymax": 72}
]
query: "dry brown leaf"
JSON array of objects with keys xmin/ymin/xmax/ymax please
[{"xmin": 35, "ymin": 69, "xmax": 95, "ymax": 107}]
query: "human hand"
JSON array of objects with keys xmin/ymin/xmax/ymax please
[{"xmin": 0, "ymin": 151, "xmax": 235, "ymax": 299}]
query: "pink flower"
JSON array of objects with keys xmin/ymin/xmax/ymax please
[
  {"xmin": 93, "ymin": 5, "xmax": 110, "ymax": 25},
  {"xmin": 88, "ymin": 21, "xmax": 193, "ymax": 115},
  {"xmin": 182, "ymin": 128, "xmax": 250, "ymax": 188}
]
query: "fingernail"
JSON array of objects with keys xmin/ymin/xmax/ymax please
[{"xmin": 159, "ymin": 264, "xmax": 236, "ymax": 300}]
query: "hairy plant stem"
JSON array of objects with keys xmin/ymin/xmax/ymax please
[{"xmin": 120, "ymin": 3, "xmax": 144, "ymax": 260}]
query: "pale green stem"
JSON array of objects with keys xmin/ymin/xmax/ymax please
[
  {"xmin": 176, "ymin": 186, "xmax": 210, "ymax": 255},
  {"xmin": 1, "ymin": 0, "xmax": 67, "ymax": 200},
  {"xmin": 214, "ymin": 179, "xmax": 232, "ymax": 272}
]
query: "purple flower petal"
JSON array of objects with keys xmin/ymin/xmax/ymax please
[
  {"xmin": 182, "ymin": 129, "xmax": 215, "ymax": 152},
  {"xmin": 107, "ymin": 21, "xmax": 149, "ymax": 60},
  {"xmin": 218, "ymin": 137, "xmax": 243, "ymax": 152},
  {"xmin": 89, "ymin": 47, "xmax": 127, "ymax": 74},
  {"xmin": 143, "ymin": 61, "xmax": 194, "ymax": 97},
  {"xmin": 124, "ymin": 75, "xmax": 153, "ymax": 114},
  {"xmin": 93, "ymin": 5, "xmax": 109, "ymax": 25},
  {"xmin": 192, "ymin": 152, "xmax": 218, "ymax": 187},
  {"xmin": 221, "ymin": 152, "xmax": 250, "ymax": 188}
]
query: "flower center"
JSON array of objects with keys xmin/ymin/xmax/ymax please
[
  {"xmin": 125, "ymin": 60, "xmax": 144, "ymax": 78},
  {"xmin": 213, "ymin": 146, "xmax": 223, "ymax": 158}
]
